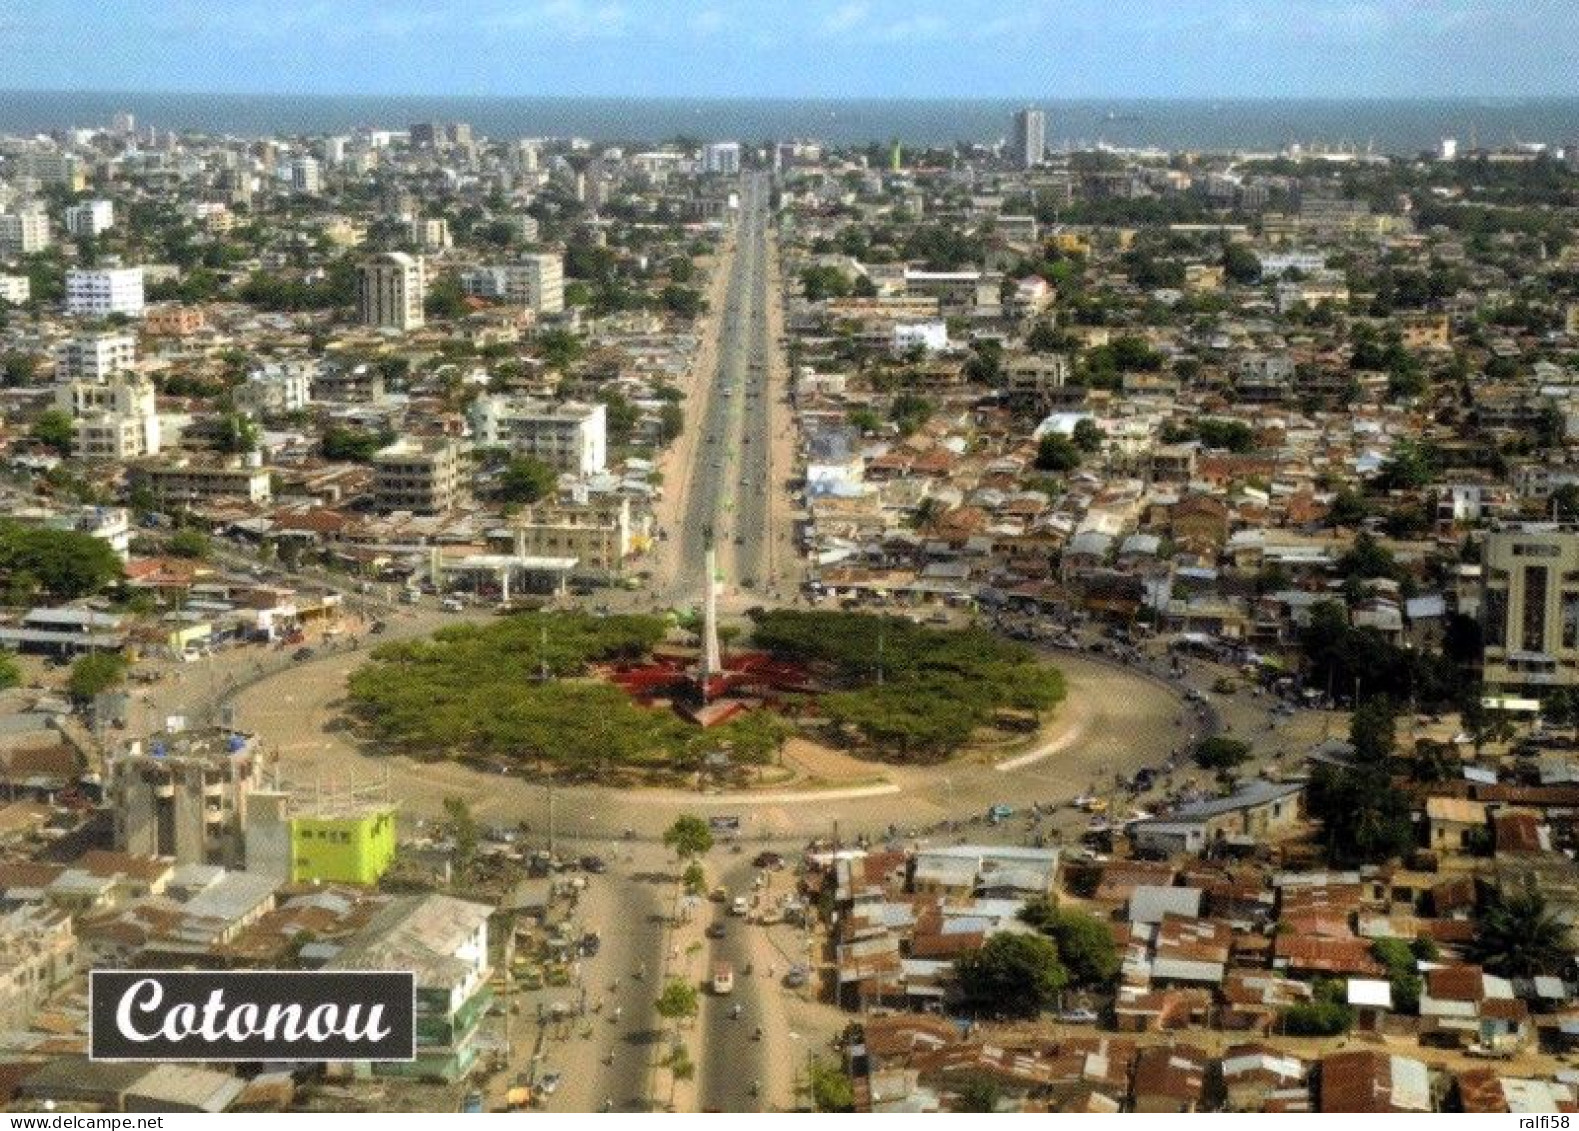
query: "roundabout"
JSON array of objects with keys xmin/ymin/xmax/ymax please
[{"xmin": 225, "ymin": 628, "xmax": 1187, "ymax": 845}]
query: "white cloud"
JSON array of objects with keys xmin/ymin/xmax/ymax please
[{"xmin": 822, "ymin": 2, "xmax": 869, "ymax": 34}]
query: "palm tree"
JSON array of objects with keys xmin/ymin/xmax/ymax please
[{"xmin": 1471, "ymin": 887, "xmax": 1574, "ymax": 977}]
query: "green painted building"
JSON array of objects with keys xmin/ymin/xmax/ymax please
[{"xmin": 289, "ymin": 805, "xmax": 397, "ymax": 885}]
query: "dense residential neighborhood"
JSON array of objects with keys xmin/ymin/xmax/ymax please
[{"xmin": 7, "ymin": 95, "xmax": 1579, "ymax": 1115}]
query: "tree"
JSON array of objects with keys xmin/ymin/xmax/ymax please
[
  {"xmin": 663, "ymin": 814, "xmax": 714, "ymax": 859},
  {"xmin": 1471, "ymin": 886, "xmax": 1575, "ymax": 977},
  {"xmin": 1020, "ymin": 899, "xmax": 1120, "ymax": 986},
  {"xmin": 498, "ymin": 456, "xmax": 557, "ymax": 504},
  {"xmin": 1034, "ymin": 433, "xmax": 1081, "ymax": 472},
  {"xmin": 1306, "ymin": 763, "xmax": 1415, "ymax": 865},
  {"xmin": 30, "ymin": 409, "xmax": 74, "ymax": 457},
  {"xmin": 889, "ymin": 393, "xmax": 933, "ymax": 437},
  {"xmin": 808, "ymin": 1057, "xmax": 856, "ymax": 1113},
  {"xmin": 1223, "ymin": 242, "xmax": 1262, "ymax": 285},
  {"xmin": 1, "ymin": 351, "xmax": 38, "ymax": 387},
  {"xmin": 424, "ymin": 273, "xmax": 469, "ymax": 320},
  {"xmin": 166, "ymin": 529, "xmax": 210, "ymax": 560},
  {"xmin": 442, "ymin": 796, "xmax": 479, "ymax": 878},
  {"xmin": 654, "ymin": 977, "xmax": 700, "ymax": 1023},
  {"xmin": 0, "ymin": 521, "xmax": 123, "ymax": 598},
  {"xmin": 1194, "ymin": 735, "xmax": 1252, "ymax": 771},
  {"xmin": 955, "ymin": 931, "xmax": 1067, "ymax": 1018},
  {"xmin": 322, "ymin": 426, "xmax": 393, "ymax": 462},
  {"xmin": 657, "ymin": 402, "xmax": 685, "ymax": 446},
  {"xmin": 1349, "ymin": 696, "xmax": 1398, "ymax": 763},
  {"xmin": 1071, "ymin": 418, "xmax": 1104, "ymax": 453},
  {"xmin": 214, "ymin": 412, "xmax": 260, "ymax": 455},
  {"xmin": 67, "ymin": 651, "xmax": 129, "ymax": 703},
  {"xmin": 954, "ymin": 1076, "xmax": 1002, "ymax": 1113},
  {"xmin": 0, "ymin": 652, "xmax": 20, "ymax": 692}
]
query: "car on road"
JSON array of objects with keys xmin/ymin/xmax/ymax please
[
  {"xmin": 705, "ymin": 921, "xmax": 727, "ymax": 939},
  {"xmin": 711, "ymin": 964, "xmax": 735, "ymax": 994},
  {"xmin": 579, "ymin": 932, "xmax": 601, "ymax": 957},
  {"xmin": 987, "ymin": 803, "xmax": 1015, "ymax": 823},
  {"xmin": 730, "ymin": 896, "xmax": 750, "ymax": 916},
  {"xmin": 290, "ymin": 646, "xmax": 314, "ymax": 661},
  {"xmin": 783, "ymin": 964, "xmax": 810, "ymax": 989},
  {"xmin": 580, "ymin": 854, "xmax": 607, "ymax": 873},
  {"xmin": 752, "ymin": 851, "xmax": 784, "ymax": 870}
]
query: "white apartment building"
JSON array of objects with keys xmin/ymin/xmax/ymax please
[
  {"xmin": 55, "ymin": 372, "xmax": 161, "ymax": 460},
  {"xmin": 0, "ymin": 204, "xmax": 51, "ymax": 258},
  {"xmin": 703, "ymin": 141, "xmax": 741, "ymax": 175},
  {"xmin": 0, "ymin": 275, "xmax": 28, "ymax": 304},
  {"xmin": 55, "ymin": 333, "xmax": 136, "ymax": 382},
  {"xmin": 64, "ymin": 199, "xmax": 114, "ymax": 238},
  {"xmin": 461, "ymin": 254, "xmax": 564, "ymax": 316},
  {"xmin": 66, "ymin": 266, "xmax": 146, "ymax": 318},
  {"xmin": 468, "ymin": 396, "xmax": 606, "ymax": 475},
  {"xmin": 356, "ymin": 252, "xmax": 426, "ymax": 331}
]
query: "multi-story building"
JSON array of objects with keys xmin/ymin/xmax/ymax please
[
  {"xmin": 372, "ymin": 438, "xmax": 460, "ymax": 514},
  {"xmin": 14, "ymin": 150, "xmax": 83, "ymax": 189},
  {"xmin": 513, "ymin": 253, "xmax": 563, "ymax": 315},
  {"xmin": 703, "ymin": 141, "xmax": 742, "ymax": 175},
  {"xmin": 235, "ymin": 358, "xmax": 315, "ymax": 415},
  {"xmin": 290, "ymin": 155, "xmax": 322, "ymax": 195},
  {"xmin": 64, "ymin": 199, "xmax": 114, "ymax": 238},
  {"xmin": 468, "ymin": 396, "xmax": 606, "ymax": 474},
  {"xmin": 55, "ymin": 371, "xmax": 160, "ymax": 460},
  {"xmin": 330, "ymin": 895, "xmax": 493, "ymax": 1082},
  {"xmin": 1013, "ymin": 107, "xmax": 1046, "ymax": 168},
  {"xmin": 0, "ymin": 204, "xmax": 51, "ymax": 258},
  {"xmin": 128, "ymin": 459, "xmax": 274, "ymax": 504},
  {"xmin": 0, "ymin": 275, "xmax": 29, "ymax": 304},
  {"xmin": 0, "ymin": 906, "xmax": 75, "ymax": 1033},
  {"xmin": 408, "ymin": 217, "xmax": 452, "ymax": 250},
  {"xmin": 65, "ymin": 266, "xmax": 146, "ymax": 318},
  {"xmin": 1481, "ymin": 526, "xmax": 1579, "ymax": 689},
  {"xmin": 507, "ymin": 494, "xmax": 635, "ymax": 576},
  {"xmin": 142, "ymin": 303, "xmax": 207, "ymax": 336},
  {"xmin": 356, "ymin": 251, "xmax": 426, "ymax": 330},
  {"xmin": 463, "ymin": 254, "xmax": 564, "ymax": 315},
  {"xmin": 108, "ymin": 728, "xmax": 264, "ymax": 869},
  {"xmin": 55, "ymin": 332, "xmax": 136, "ymax": 382}
]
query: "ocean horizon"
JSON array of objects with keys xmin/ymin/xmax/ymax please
[{"xmin": 1, "ymin": 91, "xmax": 1576, "ymax": 154}]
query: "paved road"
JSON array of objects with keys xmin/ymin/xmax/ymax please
[
  {"xmin": 671, "ymin": 172, "xmax": 778, "ymax": 600},
  {"xmin": 698, "ymin": 859, "xmax": 767, "ymax": 1112}
]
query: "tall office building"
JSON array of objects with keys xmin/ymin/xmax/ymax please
[
  {"xmin": 290, "ymin": 155, "xmax": 323, "ymax": 195},
  {"xmin": 703, "ymin": 141, "xmax": 742, "ymax": 175},
  {"xmin": 356, "ymin": 251, "xmax": 427, "ymax": 331},
  {"xmin": 1481, "ymin": 526, "xmax": 1579, "ymax": 689},
  {"xmin": 1013, "ymin": 107, "xmax": 1046, "ymax": 168}
]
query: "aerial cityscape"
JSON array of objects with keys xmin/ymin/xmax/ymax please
[{"xmin": 3, "ymin": 0, "xmax": 1579, "ymax": 1118}]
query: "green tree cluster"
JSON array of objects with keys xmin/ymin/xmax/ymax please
[
  {"xmin": 0, "ymin": 521, "xmax": 123, "ymax": 599},
  {"xmin": 751, "ymin": 610, "xmax": 1065, "ymax": 762}
]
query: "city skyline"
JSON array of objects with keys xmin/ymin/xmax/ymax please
[{"xmin": 3, "ymin": 0, "xmax": 1579, "ymax": 100}]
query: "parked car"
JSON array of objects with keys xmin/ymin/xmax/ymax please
[
  {"xmin": 705, "ymin": 921, "xmax": 727, "ymax": 939},
  {"xmin": 290, "ymin": 646, "xmax": 314, "ymax": 661},
  {"xmin": 580, "ymin": 854, "xmax": 607, "ymax": 874},
  {"xmin": 783, "ymin": 964, "xmax": 810, "ymax": 989},
  {"xmin": 1057, "ymin": 1007, "xmax": 1099, "ymax": 1024},
  {"xmin": 537, "ymin": 1072, "xmax": 561, "ymax": 1096}
]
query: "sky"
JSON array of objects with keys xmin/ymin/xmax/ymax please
[{"xmin": 2, "ymin": 0, "xmax": 1578, "ymax": 99}]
